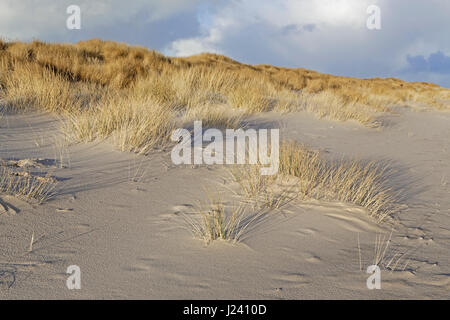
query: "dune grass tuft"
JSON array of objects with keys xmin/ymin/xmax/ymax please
[
  {"xmin": 279, "ymin": 142, "xmax": 399, "ymax": 222},
  {"xmin": 183, "ymin": 194, "xmax": 250, "ymax": 244},
  {"xmin": 0, "ymin": 39, "xmax": 448, "ymax": 149},
  {"xmin": 0, "ymin": 166, "xmax": 56, "ymax": 204}
]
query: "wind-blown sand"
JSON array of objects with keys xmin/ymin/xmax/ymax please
[{"xmin": 0, "ymin": 107, "xmax": 449, "ymax": 299}]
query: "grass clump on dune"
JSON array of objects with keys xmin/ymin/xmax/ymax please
[
  {"xmin": 183, "ymin": 194, "xmax": 250, "ymax": 245},
  {"xmin": 223, "ymin": 142, "xmax": 399, "ymax": 223},
  {"xmin": 63, "ymin": 93, "xmax": 175, "ymax": 154},
  {"xmin": 0, "ymin": 39, "xmax": 449, "ymax": 143},
  {"xmin": 220, "ymin": 142, "xmax": 402, "ymax": 223},
  {"xmin": 278, "ymin": 142, "xmax": 399, "ymax": 222},
  {"xmin": 191, "ymin": 143, "xmax": 397, "ymax": 243},
  {"xmin": 0, "ymin": 166, "xmax": 56, "ymax": 204}
]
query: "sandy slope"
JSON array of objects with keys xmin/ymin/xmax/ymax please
[{"xmin": 0, "ymin": 108, "xmax": 449, "ymax": 299}]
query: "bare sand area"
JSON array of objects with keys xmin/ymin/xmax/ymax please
[{"xmin": 0, "ymin": 108, "xmax": 449, "ymax": 299}]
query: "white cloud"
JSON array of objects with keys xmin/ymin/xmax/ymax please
[
  {"xmin": 165, "ymin": 0, "xmax": 450, "ymax": 87},
  {"xmin": 167, "ymin": 0, "xmax": 376, "ymax": 57}
]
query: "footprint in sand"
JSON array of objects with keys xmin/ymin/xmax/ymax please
[
  {"xmin": 123, "ymin": 256, "xmax": 158, "ymax": 273},
  {"xmin": 295, "ymin": 228, "xmax": 317, "ymax": 237},
  {"xmin": 305, "ymin": 255, "xmax": 322, "ymax": 264},
  {"xmin": 157, "ymin": 204, "xmax": 196, "ymax": 219},
  {"xmin": 273, "ymin": 272, "xmax": 310, "ymax": 288},
  {"xmin": 156, "ymin": 205, "xmax": 191, "ymax": 220}
]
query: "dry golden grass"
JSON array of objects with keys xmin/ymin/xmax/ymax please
[
  {"xmin": 357, "ymin": 231, "xmax": 411, "ymax": 272},
  {"xmin": 188, "ymin": 149, "xmax": 397, "ymax": 244},
  {"xmin": 1, "ymin": 39, "xmax": 448, "ymax": 139},
  {"xmin": 229, "ymin": 165, "xmax": 298, "ymax": 211},
  {"xmin": 0, "ymin": 166, "xmax": 56, "ymax": 204},
  {"xmin": 0, "ymin": 39, "xmax": 436, "ymax": 221},
  {"xmin": 297, "ymin": 91, "xmax": 380, "ymax": 126},
  {"xmin": 63, "ymin": 93, "xmax": 175, "ymax": 154},
  {"xmin": 224, "ymin": 142, "xmax": 400, "ymax": 222},
  {"xmin": 279, "ymin": 142, "xmax": 399, "ymax": 222},
  {"xmin": 180, "ymin": 103, "xmax": 243, "ymax": 129},
  {"xmin": 227, "ymin": 142, "xmax": 398, "ymax": 222},
  {"xmin": 229, "ymin": 164, "xmax": 275, "ymax": 200},
  {"xmin": 1, "ymin": 61, "xmax": 84, "ymax": 113},
  {"xmin": 183, "ymin": 193, "xmax": 255, "ymax": 244},
  {"xmin": 184, "ymin": 188, "xmax": 288, "ymax": 245}
]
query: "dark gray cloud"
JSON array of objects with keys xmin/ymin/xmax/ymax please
[{"xmin": 407, "ymin": 52, "xmax": 450, "ymax": 74}]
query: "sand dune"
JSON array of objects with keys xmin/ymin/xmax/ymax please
[{"xmin": 0, "ymin": 106, "xmax": 449, "ymax": 299}]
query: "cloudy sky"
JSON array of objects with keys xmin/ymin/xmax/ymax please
[{"xmin": 1, "ymin": 0, "xmax": 450, "ymax": 87}]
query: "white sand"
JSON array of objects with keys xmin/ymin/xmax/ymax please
[{"xmin": 0, "ymin": 108, "xmax": 449, "ymax": 299}]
